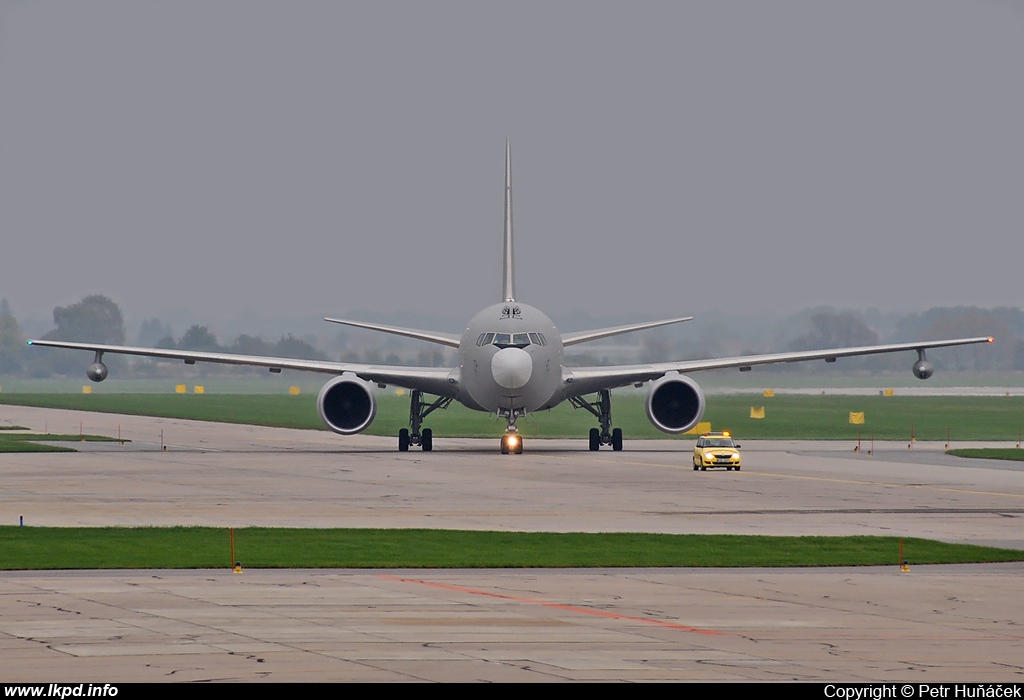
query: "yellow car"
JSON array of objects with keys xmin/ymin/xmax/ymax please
[{"xmin": 693, "ymin": 432, "xmax": 742, "ymax": 471}]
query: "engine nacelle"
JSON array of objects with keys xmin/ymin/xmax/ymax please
[
  {"xmin": 316, "ymin": 376, "xmax": 377, "ymax": 435},
  {"xmin": 87, "ymin": 361, "xmax": 108, "ymax": 382},
  {"xmin": 912, "ymin": 359, "xmax": 934, "ymax": 380},
  {"xmin": 645, "ymin": 373, "xmax": 706, "ymax": 434}
]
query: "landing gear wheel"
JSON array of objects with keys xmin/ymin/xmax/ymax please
[
  {"xmin": 500, "ymin": 433, "xmax": 523, "ymax": 454},
  {"xmin": 421, "ymin": 428, "xmax": 433, "ymax": 452},
  {"xmin": 611, "ymin": 428, "xmax": 623, "ymax": 451},
  {"xmin": 398, "ymin": 429, "xmax": 410, "ymax": 452},
  {"xmin": 589, "ymin": 428, "xmax": 600, "ymax": 451}
]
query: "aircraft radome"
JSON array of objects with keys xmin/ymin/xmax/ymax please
[{"xmin": 29, "ymin": 144, "xmax": 994, "ymax": 454}]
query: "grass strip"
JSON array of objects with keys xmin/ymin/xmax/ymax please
[
  {"xmin": 0, "ymin": 433, "xmax": 120, "ymax": 453},
  {"xmin": 5, "ymin": 393, "xmax": 1024, "ymax": 441},
  {"xmin": 947, "ymin": 448, "xmax": 1024, "ymax": 462},
  {"xmin": 1, "ymin": 528, "xmax": 1020, "ymax": 570}
]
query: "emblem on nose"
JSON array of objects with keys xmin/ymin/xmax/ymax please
[{"xmin": 491, "ymin": 347, "xmax": 533, "ymax": 389}]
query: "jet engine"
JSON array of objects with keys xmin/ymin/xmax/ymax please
[
  {"xmin": 645, "ymin": 373, "xmax": 706, "ymax": 434},
  {"xmin": 912, "ymin": 359, "xmax": 934, "ymax": 380},
  {"xmin": 87, "ymin": 361, "xmax": 108, "ymax": 382},
  {"xmin": 316, "ymin": 376, "xmax": 377, "ymax": 435}
]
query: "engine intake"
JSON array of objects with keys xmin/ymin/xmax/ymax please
[
  {"xmin": 912, "ymin": 359, "xmax": 934, "ymax": 380},
  {"xmin": 317, "ymin": 376, "xmax": 377, "ymax": 435},
  {"xmin": 645, "ymin": 374, "xmax": 706, "ymax": 434},
  {"xmin": 87, "ymin": 361, "xmax": 108, "ymax": 382}
]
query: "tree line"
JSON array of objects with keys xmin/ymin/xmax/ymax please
[
  {"xmin": 0, "ymin": 295, "xmax": 325, "ymax": 378},
  {"xmin": 2, "ymin": 294, "xmax": 1023, "ymax": 377}
]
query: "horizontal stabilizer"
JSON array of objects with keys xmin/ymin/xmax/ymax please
[
  {"xmin": 562, "ymin": 316, "xmax": 694, "ymax": 347},
  {"xmin": 324, "ymin": 317, "xmax": 461, "ymax": 348}
]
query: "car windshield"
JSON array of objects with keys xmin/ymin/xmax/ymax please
[{"xmin": 704, "ymin": 438, "xmax": 735, "ymax": 448}]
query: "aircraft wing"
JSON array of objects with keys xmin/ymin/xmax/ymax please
[
  {"xmin": 26, "ymin": 339, "xmax": 457, "ymax": 396},
  {"xmin": 562, "ymin": 336, "xmax": 994, "ymax": 397}
]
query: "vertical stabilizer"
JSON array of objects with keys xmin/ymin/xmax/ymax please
[{"xmin": 502, "ymin": 141, "xmax": 516, "ymax": 302}]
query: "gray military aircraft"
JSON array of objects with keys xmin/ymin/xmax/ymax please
[{"xmin": 30, "ymin": 144, "xmax": 993, "ymax": 454}]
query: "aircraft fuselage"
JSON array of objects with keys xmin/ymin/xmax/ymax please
[{"xmin": 456, "ymin": 302, "xmax": 563, "ymax": 417}]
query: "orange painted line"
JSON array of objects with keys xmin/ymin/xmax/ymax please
[{"xmin": 378, "ymin": 574, "xmax": 726, "ymax": 636}]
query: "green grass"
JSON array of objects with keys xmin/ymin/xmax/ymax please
[
  {"xmin": 1, "ymin": 527, "xmax": 1020, "ymax": 570},
  {"xmin": 947, "ymin": 448, "xmax": 1024, "ymax": 462},
  {"xmin": 0, "ymin": 432, "xmax": 120, "ymax": 453},
  {"xmin": 4, "ymin": 392, "xmax": 1024, "ymax": 441}
]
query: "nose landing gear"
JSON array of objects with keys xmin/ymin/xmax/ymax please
[
  {"xmin": 501, "ymin": 432, "xmax": 523, "ymax": 454},
  {"xmin": 498, "ymin": 406, "xmax": 526, "ymax": 454}
]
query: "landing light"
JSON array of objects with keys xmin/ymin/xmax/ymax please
[{"xmin": 508, "ymin": 436, "xmax": 519, "ymax": 447}]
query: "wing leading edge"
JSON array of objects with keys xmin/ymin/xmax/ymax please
[
  {"xmin": 562, "ymin": 336, "xmax": 994, "ymax": 397},
  {"xmin": 26, "ymin": 339, "xmax": 457, "ymax": 396}
]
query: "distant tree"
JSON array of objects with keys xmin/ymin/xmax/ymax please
[
  {"xmin": 915, "ymin": 310, "xmax": 1013, "ymax": 370},
  {"xmin": 32, "ymin": 295, "xmax": 126, "ymax": 376},
  {"xmin": 46, "ymin": 294, "xmax": 125, "ymax": 344},
  {"xmin": 274, "ymin": 334, "xmax": 327, "ymax": 360},
  {"xmin": 788, "ymin": 311, "xmax": 879, "ymax": 351},
  {"xmin": 137, "ymin": 318, "xmax": 173, "ymax": 347},
  {"xmin": 0, "ymin": 299, "xmax": 26, "ymax": 374},
  {"xmin": 177, "ymin": 325, "xmax": 220, "ymax": 351},
  {"xmin": 232, "ymin": 334, "xmax": 271, "ymax": 356}
]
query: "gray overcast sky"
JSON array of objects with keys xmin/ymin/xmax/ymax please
[{"xmin": 1, "ymin": 1, "xmax": 1022, "ymax": 326}]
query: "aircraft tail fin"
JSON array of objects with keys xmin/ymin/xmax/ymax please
[{"xmin": 502, "ymin": 140, "xmax": 516, "ymax": 302}]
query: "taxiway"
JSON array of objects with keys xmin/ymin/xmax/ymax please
[{"xmin": 1, "ymin": 405, "xmax": 1022, "ymax": 681}]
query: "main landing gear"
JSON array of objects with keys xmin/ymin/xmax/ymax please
[
  {"xmin": 570, "ymin": 389, "xmax": 623, "ymax": 451},
  {"xmin": 398, "ymin": 389, "xmax": 451, "ymax": 452}
]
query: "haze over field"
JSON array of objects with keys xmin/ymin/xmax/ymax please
[{"xmin": 1, "ymin": 2, "xmax": 1022, "ymax": 331}]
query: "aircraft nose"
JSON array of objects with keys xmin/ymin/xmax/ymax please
[{"xmin": 491, "ymin": 347, "xmax": 533, "ymax": 390}]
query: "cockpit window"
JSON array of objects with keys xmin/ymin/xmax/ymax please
[{"xmin": 483, "ymin": 331, "xmax": 546, "ymax": 349}]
